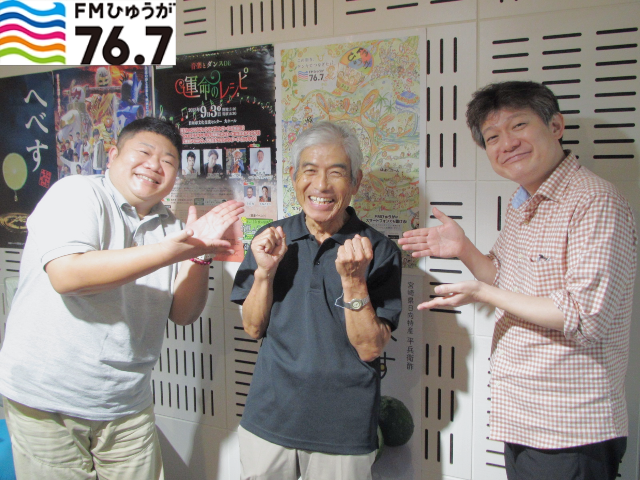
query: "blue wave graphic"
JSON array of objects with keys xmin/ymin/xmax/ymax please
[
  {"xmin": 0, "ymin": 1, "xmax": 65, "ymax": 17},
  {"xmin": 0, "ymin": 12, "xmax": 65, "ymax": 28}
]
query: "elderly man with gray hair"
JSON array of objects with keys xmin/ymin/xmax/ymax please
[{"xmin": 231, "ymin": 121, "xmax": 402, "ymax": 479}]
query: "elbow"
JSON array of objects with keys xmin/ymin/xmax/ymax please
[
  {"xmin": 49, "ymin": 279, "xmax": 88, "ymax": 296},
  {"xmin": 358, "ymin": 348, "xmax": 382, "ymax": 363},
  {"xmin": 171, "ymin": 314, "xmax": 199, "ymax": 326},
  {"xmin": 243, "ymin": 324, "xmax": 264, "ymax": 340}
]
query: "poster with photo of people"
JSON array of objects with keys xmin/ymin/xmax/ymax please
[
  {"xmin": 154, "ymin": 45, "xmax": 277, "ymax": 261},
  {"xmin": 181, "ymin": 149, "xmax": 201, "ymax": 177}
]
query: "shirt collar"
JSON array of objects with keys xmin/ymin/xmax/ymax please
[
  {"xmin": 511, "ymin": 150, "xmax": 580, "ymax": 209},
  {"xmin": 289, "ymin": 206, "xmax": 363, "ymax": 243},
  {"xmin": 103, "ymin": 170, "xmax": 170, "ymax": 219}
]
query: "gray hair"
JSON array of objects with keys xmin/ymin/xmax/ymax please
[
  {"xmin": 290, "ymin": 121, "xmax": 363, "ymax": 185},
  {"xmin": 466, "ymin": 81, "xmax": 560, "ymax": 149}
]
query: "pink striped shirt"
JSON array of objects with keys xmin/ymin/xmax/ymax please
[{"xmin": 488, "ymin": 153, "xmax": 637, "ymax": 448}]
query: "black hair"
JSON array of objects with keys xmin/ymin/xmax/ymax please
[
  {"xmin": 116, "ymin": 117, "xmax": 182, "ymax": 153},
  {"xmin": 466, "ymin": 81, "xmax": 560, "ymax": 149}
]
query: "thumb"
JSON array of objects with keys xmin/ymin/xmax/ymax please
[
  {"xmin": 432, "ymin": 207, "xmax": 453, "ymax": 225},
  {"xmin": 167, "ymin": 228, "xmax": 194, "ymax": 244}
]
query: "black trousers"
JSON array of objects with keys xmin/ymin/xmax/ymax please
[{"xmin": 504, "ymin": 437, "xmax": 627, "ymax": 480}]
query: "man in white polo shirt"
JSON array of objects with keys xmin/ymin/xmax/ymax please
[{"xmin": 0, "ymin": 117, "xmax": 244, "ymax": 480}]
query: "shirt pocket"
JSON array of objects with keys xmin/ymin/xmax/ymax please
[{"xmin": 524, "ymin": 253, "xmax": 563, "ymax": 296}]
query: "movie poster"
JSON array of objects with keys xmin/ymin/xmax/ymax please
[
  {"xmin": 276, "ymin": 31, "xmax": 425, "ymax": 268},
  {"xmin": 0, "ymin": 72, "xmax": 56, "ymax": 249},
  {"xmin": 54, "ymin": 66, "xmax": 151, "ymax": 179},
  {"xmin": 154, "ymin": 45, "xmax": 277, "ymax": 261}
]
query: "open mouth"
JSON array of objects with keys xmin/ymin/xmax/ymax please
[
  {"xmin": 310, "ymin": 196, "xmax": 334, "ymax": 205},
  {"xmin": 136, "ymin": 174, "xmax": 159, "ymax": 184}
]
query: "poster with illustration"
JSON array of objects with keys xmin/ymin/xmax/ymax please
[
  {"xmin": 155, "ymin": 45, "xmax": 277, "ymax": 261},
  {"xmin": 54, "ymin": 66, "xmax": 151, "ymax": 179},
  {"xmin": 0, "ymin": 72, "xmax": 56, "ymax": 249},
  {"xmin": 276, "ymin": 31, "xmax": 425, "ymax": 268}
]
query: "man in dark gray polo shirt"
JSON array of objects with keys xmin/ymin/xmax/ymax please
[{"xmin": 231, "ymin": 121, "xmax": 402, "ymax": 479}]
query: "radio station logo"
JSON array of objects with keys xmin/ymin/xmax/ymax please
[
  {"xmin": 0, "ymin": 0, "xmax": 65, "ymax": 64},
  {"xmin": 0, "ymin": 0, "xmax": 176, "ymax": 65}
]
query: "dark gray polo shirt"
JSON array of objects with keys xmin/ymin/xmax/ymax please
[{"xmin": 231, "ymin": 207, "xmax": 402, "ymax": 455}]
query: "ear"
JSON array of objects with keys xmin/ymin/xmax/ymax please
[
  {"xmin": 289, "ymin": 165, "xmax": 295, "ymax": 183},
  {"xmin": 549, "ymin": 113, "xmax": 565, "ymax": 140},
  {"xmin": 107, "ymin": 145, "xmax": 118, "ymax": 168},
  {"xmin": 352, "ymin": 169, "xmax": 363, "ymax": 194}
]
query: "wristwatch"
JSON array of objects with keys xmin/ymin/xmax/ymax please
[{"xmin": 343, "ymin": 295, "xmax": 370, "ymax": 311}]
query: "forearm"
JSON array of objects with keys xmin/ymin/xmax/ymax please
[
  {"xmin": 458, "ymin": 237, "xmax": 497, "ymax": 284},
  {"xmin": 477, "ymin": 283, "xmax": 565, "ymax": 331},
  {"xmin": 241, "ymin": 268, "xmax": 274, "ymax": 339},
  {"xmin": 45, "ymin": 242, "xmax": 187, "ymax": 295},
  {"xmin": 169, "ymin": 260, "xmax": 210, "ymax": 325},
  {"xmin": 342, "ymin": 280, "xmax": 391, "ymax": 362}
]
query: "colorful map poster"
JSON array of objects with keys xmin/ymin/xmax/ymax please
[
  {"xmin": 154, "ymin": 45, "xmax": 277, "ymax": 261},
  {"xmin": 276, "ymin": 30, "xmax": 425, "ymax": 268},
  {"xmin": 0, "ymin": 72, "xmax": 56, "ymax": 249}
]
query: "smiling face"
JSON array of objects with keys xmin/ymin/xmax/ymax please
[
  {"xmin": 291, "ymin": 143, "xmax": 361, "ymax": 238},
  {"xmin": 481, "ymin": 108, "xmax": 565, "ymax": 194},
  {"xmin": 246, "ymin": 187, "xmax": 254, "ymax": 198},
  {"xmin": 257, "ymin": 150, "xmax": 264, "ymax": 162},
  {"xmin": 107, "ymin": 131, "xmax": 179, "ymax": 217}
]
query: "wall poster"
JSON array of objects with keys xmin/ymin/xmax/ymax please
[
  {"xmin": 54, "ymin": 66, "xmax": 152, "ymax": 179},
  {"xmin": 0, "ymin": 72, "xmax": 56, "ymax": 249},
  {"xmin": 154, "ymin": 45, "xmax": 277, "ymax": 261},
  {"xmin": 276, "ymin": 30, "xmax": 425, "ymax": 268}
]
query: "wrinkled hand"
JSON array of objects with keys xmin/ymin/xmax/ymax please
[
  {"xmin": 251, "ymin": 226, "xmax": 287, "ymax": 273},
  {"xmin": 166, "ymin": 200, "xmax": 244, "ymax": 256},
  {"xmin": 398, "ymin": 207, "xmax": 467, "ymax": 259},
  {"xmin": 336, "ymin": 235, "xmax": 373, "ymax": 284},
  {"xmin": 417, "ymin": 280, "xmax": 483, "ymax": 310}
]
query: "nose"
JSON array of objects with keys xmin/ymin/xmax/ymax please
[
  {"xmin": 501, "ymin": 132, "xmax": 520, "ymax": 152},
  {"xmin": 311, "ymin": 171, "xmax": 329, "ymax": 191},
  {"xmin": 143, "ymin": 153, "xmax": 163, "ymax": 172}
]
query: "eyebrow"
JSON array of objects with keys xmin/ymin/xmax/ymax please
[
  {"xmin": 137, "ymin": 141, "xmax": 177, "ymax": 160},
  {"xmin": 481, "ymin": 112, "xmax": 529, "ymax": 136},
  {"xmin": 300, "ymin": 161, "xmax": 349, "ymax": 170}
]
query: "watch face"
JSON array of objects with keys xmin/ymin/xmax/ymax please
[{"xmin": 351, "ymin": 300, "xmax": 362, "ymax": 310}]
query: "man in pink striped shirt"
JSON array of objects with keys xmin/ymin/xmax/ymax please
[{"xmin": 400, "ymin": 81, "xmax": 637, "ymax": 480}]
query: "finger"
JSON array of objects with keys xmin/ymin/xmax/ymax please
[
  {"xmin": 186, "ymin": 205, "xmax": 198, "ymax": 226},
  {"xmin": 351, "ymin": 236, "xmax": 364, "ymax": 258},
  {"xmin": 398, "ymin": 233, "xmax": 429, "ymax": 245},
  {"xmin": 360, "ymin": 236, "xmax": 373, "ymax": 260},
  {"xmin": 211, "ymin": 200, "xmax": 244, "ymax": 217},
  {"xmin": 400, "ymin": 241, "xmax": 430, "ymax": 251},
  {"xmin": 168, "ymin": 229, "xmax": 193, "ymax": 244},
  {"xmin": 417, "ymin": 299, "xmax": 443, "ymax": 310},
  {"xmin": 400, "ymin": 228, "xmax": 428, "ymax": 240},
  {"xmin": 342, "ymin": 239, "xmax": 356, "ymax": 259},
  {"xmin": 206, "ymin": 239, "xmax": 232, "ymax": 251}
]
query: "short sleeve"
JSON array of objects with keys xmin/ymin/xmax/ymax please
[
  {"xmin": 366, "ymin": 240, "xmax": 402, "ymax": 330},
  {"xmin": 27, "ymin": 177, "xmax": 107, "ymax": 269}
]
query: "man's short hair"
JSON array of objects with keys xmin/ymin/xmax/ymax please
[
  {"xmin": 186, "ymin": 151, "xmax": 196, "ymax": 160},
  {"xmin": 466, "ymin": 81, "xmax": 560, "ymax": 149},
  {"xmin": 116, "ymin": 117, "xmax": 182, "ymax": 153},
  {"xmin": 290, "ymin": 121, "xmax": 363, "ymax": 185},
  {"xmin": 208, "ymin": 149, "xmax": 219, "ymax": 159}
]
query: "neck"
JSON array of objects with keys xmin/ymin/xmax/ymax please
[{"xmin": 305, "ymin": 209, "xmax": 351, "ymax": 244}]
